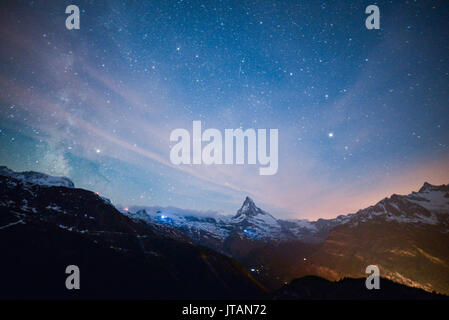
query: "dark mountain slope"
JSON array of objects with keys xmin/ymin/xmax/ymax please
[
  {"xmin": 273, "ymin": 276, "xmax": 447, "ymax": 300},
  {"xmin": 304, "ymin": 184, "xmax": 449, "ymax": 295},
  {"xmin": 0, "ymin": 170, "xmax": 265, "ymax": 299},
  {"xmin": 125, "ymin": 182, "xmax": 449, "ymax": 294},
  {"xmin": 307, "ymin": 217, "xmax": 449, "ymax": 295}
]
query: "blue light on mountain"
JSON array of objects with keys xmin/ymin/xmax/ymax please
[
  {"xmin": 243, "ymin": 228, "xmax": 256, "ymax": 238},
  {"xmin": 157, "ymin": 215, "xmax": 174, "ymax": 224}
]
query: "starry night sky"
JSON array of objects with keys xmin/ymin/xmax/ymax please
[{"xmin": 0, "ymin": 0, "xmax": 448, "ymax": 219}]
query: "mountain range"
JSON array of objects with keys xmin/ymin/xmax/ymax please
[
  {"xmin": 125, "ymin": 179, "xmax": 449, "ymax": 294},
  {"xmin": 0, "ymin": 165, "xmax": 448, "ymax": 298},
  {"xmin": 0, "ymin": 166, "xmax": 264, "ymax": 299}
]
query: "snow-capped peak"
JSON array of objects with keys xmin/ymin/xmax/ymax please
[
  {"xmin": 0, "ymin": 166, "xmax": 74, "ymax": 188},
  {"xmin": 418, "ymin": 182, "xmax": 449, "ymax": 193},
  {"xmin": 234, "ymin": 196, "xmax": 269, "ymax": 218},
  {"xmin": 123, "ymin": 183, "xmax": 448, "ymax": 246}
]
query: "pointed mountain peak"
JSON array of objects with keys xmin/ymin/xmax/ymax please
[
  {"xmin": 418, "ymin": 182, "xmax": 449, "ymax": 193},
  {"xmin": 419, "ymin": 182, "xmax": 432, "ymax": 192},
  {"xmin": 234, "ymin": 196, "xmax": 267, "ymax": 218},
  {"xmin": 243, "ymin": 196, "xmax": 255, "ymax": 206}
]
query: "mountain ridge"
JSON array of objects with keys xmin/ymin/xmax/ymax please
[
  {"xmin": 1, "ymin": 166, "xmax": 448, "ymax": 295},
  {"xmin": 0, "ymin": 167, "xmax": 265, "ymax": 299},
  {"xmin": 125, "ymin": 181, "xmax": 449, "ymax": 246},
  {"xmin": 0, "ymin": 166, "xmax": 75, "ymax": 188},
  {"xmin": 274, "ymin": 275, "xmax": 448, "ymax": 300},
  {"xmin": 124, "ymin": 180, "xmax": 449, "ymax": 294}
]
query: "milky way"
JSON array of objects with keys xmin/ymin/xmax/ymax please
[{"xmin": 0, "ymin": 0, "xmax": 448, "ymax": 219}]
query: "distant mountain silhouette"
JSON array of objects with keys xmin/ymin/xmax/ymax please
[{"xmin": 274, "ymin": 276, "xmax": 447, "ymax": 300}]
